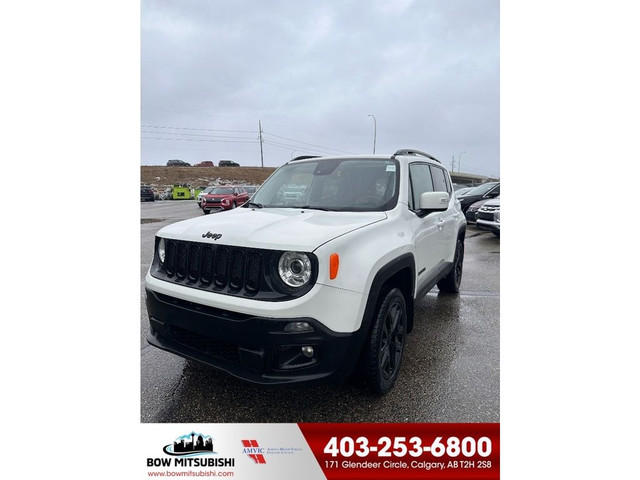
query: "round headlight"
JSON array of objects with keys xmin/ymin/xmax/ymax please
[
  {"xmin": 158, "ymin": 238, "xmax": 166, "ymax": 263},
  {"xmin": 278, "ymin": 252, "xmax": 312, "ymax": 287}
]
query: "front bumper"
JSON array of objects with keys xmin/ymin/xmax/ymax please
[
  {"xmin": 145, "ymin": 288, "xmax": 362, "ymax": 385},
  {"xmin": 476, "ymin": 218, "xmax": 500, "ymax": 235},
  {"xmin": 202, "ymin": 203, "xmax": 230, "ymax": 213},
  {"xmin": 464, "ymin": 209, "xmax": 478, "ymax": 223}
]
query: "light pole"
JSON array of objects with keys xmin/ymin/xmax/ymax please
[
  {"xmin": 458, "ymin": 151, "xmax": 465, "ymax": 172},
  {"xmin": 368, "ymin": 115, "xmax": 377, "ymax": 154}
]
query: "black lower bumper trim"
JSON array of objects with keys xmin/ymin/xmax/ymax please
[
  {"xmin": 476, "ymin": 221, "xmax": 500, "ymax": 235},
  {"xmin": 145, "ymin": 288, "xmax": 362, "ymax": 385}
]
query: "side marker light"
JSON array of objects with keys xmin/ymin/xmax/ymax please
[{"xmin": 329, "ymin": 253, "xmax": 339, "ymax": 280}]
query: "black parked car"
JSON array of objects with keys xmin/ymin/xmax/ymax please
[
  {"xmin": 464, "ymin": 198, "xmax": 491, "ymax": 223},
  {"xmin": 166, "ymin": 159, "xmax": 191, "ymax": 167},
  {"xmin": 218, "ymin": 160, "xmax": 239, "ymax": 167},
  {"xmin": 141, "ymin": 186, "xmax": 155, "ymax": 202},
  {"xmin": 456, "ymin": 182, "xmax": 500, "ymax": 213}
]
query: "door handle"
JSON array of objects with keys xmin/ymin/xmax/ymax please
[{"xmin": 437, "ymin": 218, "xmax": 445, "ymax": 230}]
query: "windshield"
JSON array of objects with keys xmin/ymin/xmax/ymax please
[
  {"xmin": 210, "ymin": 187, "xmax": 234, "ymax": 195},
  {"xmin": 464, "ymin": 182, "xmax": 498, "ymax": 196},
  {"xmin": 250, "ymin": 158, "xmax": 399, "ymax": 211}
]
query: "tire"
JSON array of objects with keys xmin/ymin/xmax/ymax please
[
  {"xmin": 364, "ymin": 288, "xmax": 407, "ymax": 394},
  {"xmin": 232, "ymin": 202, "xmax": 237, "ymax": 209},
  {"xmin": 437, "ymin": 237, "xmax": 464, "ymax": 293}
]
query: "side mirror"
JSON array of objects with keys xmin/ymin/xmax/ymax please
[{"xmin": 419, "ymin": 191, "xmax": 449, "ymax": 212}]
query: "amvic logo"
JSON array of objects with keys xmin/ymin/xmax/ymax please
[{"xmin": 241, "ymin": 440, "xmax": 266, "ymax": 464}]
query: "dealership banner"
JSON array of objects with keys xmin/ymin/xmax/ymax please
[{"xmin": 141, "ymin": 423, "xmax": 499, "ymax": 479}]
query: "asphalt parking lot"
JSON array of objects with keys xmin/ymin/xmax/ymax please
[{"xmin": 140, "ymin": 200, "xmax": 499, "ymax": 423}]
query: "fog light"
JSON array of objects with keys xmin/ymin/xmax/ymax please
[
  {"xmin": 276, "ymin": 345, "xmax": 318, "ymax": 370},
  {"xmin": 284, "ymin": 321, "xmax": 313, "ymax": 333}
]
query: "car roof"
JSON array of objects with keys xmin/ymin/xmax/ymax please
[{"xmin": 288, "ymin": 149, "xmax": 442, "ymax": 166}]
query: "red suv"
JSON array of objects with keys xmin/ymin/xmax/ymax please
[
  {"xmin": 201, "ymin": 186, "xmax": 249, "ymax": 214},
  {"xmin": 194, "ymin": 161, "xmax": 214, "ymax": 167}
]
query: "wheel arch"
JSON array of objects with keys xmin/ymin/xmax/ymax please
[
  {"xmin": 346, "ymin": 254, "xmax": 416, "ymax": 384},
  {"xmin": 363, "ymin": 253, "xmax": 416, "ymax": 335},
  {"xmin": 457, "ymin": 223, "xmax": 467, "ymax": 240}
]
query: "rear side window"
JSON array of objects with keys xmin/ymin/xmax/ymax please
[
  {"xmin": 430, "ymin": 165, "xmax": 451, "ymax": 194},
  {"xmin": 409, "ymin": 163, "xmax": 434, "ymax": 210}
]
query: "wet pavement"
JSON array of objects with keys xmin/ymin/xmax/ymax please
[{"xmin": 140, "ymin": 200, "xmax": 500, "ymax": 423}]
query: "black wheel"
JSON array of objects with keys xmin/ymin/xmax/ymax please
[
  {"xmin": 364, "ymin": 288, "xmax": 407, "ymax": 394},
  {"xmin": 232, "ymin": 201, "xmax": 237, "ymax": 209},
  {"xmin": 203, "ymin": 209, "xmax": 210, "ymax": 215},
  {"xmin": 437, "ymin": 237, "xmax": 464, "ymax": 293}
]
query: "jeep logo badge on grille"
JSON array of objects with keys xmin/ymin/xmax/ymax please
[{"xmin": 202, "ymin": 231, "xmax": 223, "ymax": 240}]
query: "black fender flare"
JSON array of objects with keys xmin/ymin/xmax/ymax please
[
  {"xmin": 359, "ymin": 253, "xmax": 416, "ymax": 343},
  {"xmin": 340, "ymin": 253, "xmax": 416, "ymax": 379}
]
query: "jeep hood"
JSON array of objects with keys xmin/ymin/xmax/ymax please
[{"xmin": 157, "ymin": 208, "xmax": 387, "ymax": 251}]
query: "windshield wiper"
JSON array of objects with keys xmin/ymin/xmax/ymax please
[
  {"xmin": 297, "ymin": 205, "xmax": 336, "ymax": 211},
  {"xmin": 245, "ymin": 201, "xmax": 264, "ymax": 208}
]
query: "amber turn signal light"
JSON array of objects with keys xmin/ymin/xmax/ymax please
[{"xmin": 329, "ymin": 253, "xmax": 339, "ymax": 279}]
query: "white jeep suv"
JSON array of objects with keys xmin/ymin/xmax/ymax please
[{"xmin": 145, "ymin": 149, "xmax": 467, "ymax": 393}]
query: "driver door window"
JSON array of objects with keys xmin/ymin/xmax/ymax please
[{"xmin": 409, "ymin": 163, "xmax": 434, "ymax": 211}]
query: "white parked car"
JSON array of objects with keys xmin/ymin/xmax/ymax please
[
  {"xmin": 145, "ymin": 149, "xmax": 467, "ymax": 393},
  {"xmin": 475, "ymin": 196, "xmax": 500, "ymax": 237},
  {"xmin": 196, "ymin": 186, "xmax": 216, "ymax": 207}
]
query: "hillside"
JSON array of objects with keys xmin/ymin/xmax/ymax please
[{"xmin": 141, "ymin": 166, "xmax": 277, "ymax": 191}]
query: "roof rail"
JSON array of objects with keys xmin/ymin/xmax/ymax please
[
  {"xmin": 290, "ymin": 155, "xmax": 320, "ymax": 162},
  {"xmin": 392, "ymin": 149, "xmax": 441, "ymax": 163}
]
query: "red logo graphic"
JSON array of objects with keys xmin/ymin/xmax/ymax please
[{"xmin": 241, "ymin": 439, "xmax": 266, "ymax": 464}]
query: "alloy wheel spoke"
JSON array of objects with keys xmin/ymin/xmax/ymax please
[
  {"xmin": 380, "ymin": 346, "xmax": 390, "ymax": 375},
  {"xmin": 387, "ymin": 303, "xmax": 400, "ymax": 333}
]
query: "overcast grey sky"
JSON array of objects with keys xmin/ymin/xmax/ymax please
[{"xmin": 141, "ymin": 0, "xmax": 499, "ymax": 177}]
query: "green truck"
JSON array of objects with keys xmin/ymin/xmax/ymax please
[{"xmin": 171, "ymin": 185, "xmax": 192, "ymax": 200}]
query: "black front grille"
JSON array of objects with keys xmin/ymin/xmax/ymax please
[
  {"xmin": 201, "ymin": 246, "xmax": 215, "ymax": 285},
  {"xmin": 188, "ymin": 243, "xmax": 201, "ymax": 281},
  {"xmin": 245, "ymin": 251, "xmax": 262, "ymax": 293},
  {"xmin": 158, "ymin": 239, "xmax": 264, "ymax": 297},
  {"xmin": 477, "ymin": 211, "xmax": 495, "ymax": 221},
  {"xmin": 165, "ymin": 241, "xmax": 177, "ymax": 276},
  {"xmin": 152, "ymin": 239, "xmax": 318, "ymax": 300},
  {"xmin": 176, "ymin": 242, "xmax": 188, "ymax": 279},
  {"xmin": 229, "ymin": 250, "xmax": 245, "ymax": 290},
  {"xmin": 214, "ymin": 247, "xmax": 230, "ymax": 288},
  {"xmin": 170, "ymin": 325, "xmax": 241, "ymax": 365}
]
